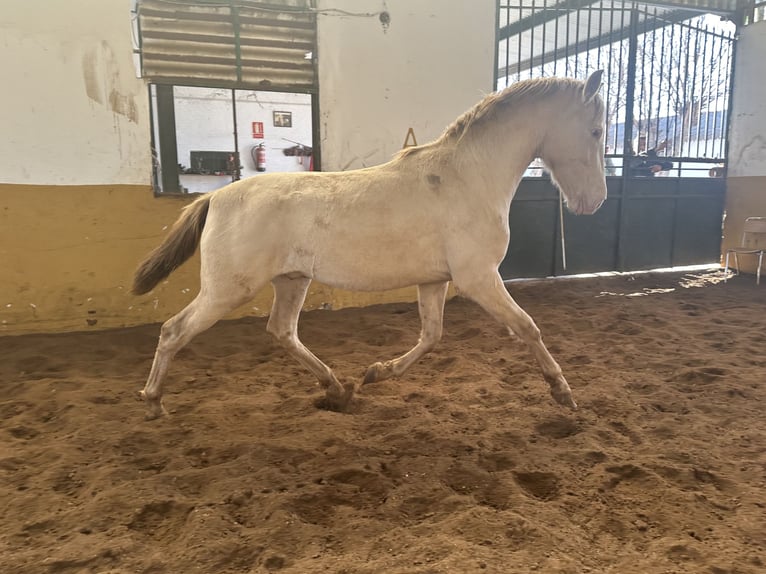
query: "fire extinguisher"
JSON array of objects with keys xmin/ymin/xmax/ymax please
[{"xmin": 254, "ymin": 143, "xmax": 266, "ymax": 172}]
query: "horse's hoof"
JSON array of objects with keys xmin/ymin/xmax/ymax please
[
  {"xmin": 363, "ymin": 363, "xmax": 381, "ymax": 385},
  {"xmin": 315, "ymin": 382, "xmax": 355, "ymax": 413},
  {"xmin": 144, "ymin": 401, "xmax": 168, "ymax": 420},
  {"xmin": 144, "ymin": 409, "xmax": 164, "ymax": 421},
  {"xmin": 364, "ymin": 362, "xmax": 393, "ymax": 385},
  {"xmin": 550, "ymin": 384, "xmax": 577, "ymax": 410},
  {"xmin": 138, "ymin": 389, "xmax": 167, "ymax": 420}
]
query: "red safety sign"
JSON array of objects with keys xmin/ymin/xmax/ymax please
[{"xmin": 252, "ymin": 121, "xmax": 264, "ymax": 139}]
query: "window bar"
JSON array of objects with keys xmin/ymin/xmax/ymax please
[
  {"xmin": 156, "ymin": 84, "xmax": 180, "ymax": 194},
  {"xmin": 639, "ymin": 7, "xmax": 649, "ymax": 150},
  {"xmin": 540, "ymin": 0, "xmax": 547, "ymax": 75},
  {"xmin": 702, "ymin": 25, "xmax": 717, "ymax": 157},
  {"xmin": 618, "ymin": 5, "xmax": 640, "ymax": 270},
  {"xmin": 553, "ymin": 1, "xmax": 560, "ymax": 75},
  {"xmin": 565, "ymin": 3, "xmax": 571, "ymax": 76},
  {"xmin": 666, "ymin": 23, "xmax": 675, "ymax": 156},
  {"xmin": 681, "ymin": 20, "xmax": 694, "ymax": 156},
  {"xmin": 616, "ymin": 3, "xmax": 626, "ymax": 154},
  {"xmin": 518, "ymin": 2, "xmax": 523, "ymax": 82},
  {"xmin": 574, "ymin": 1, "xmax": 581, "ymax": 76},
  {"xmin": 530, "ymin": 0, "xmax": 536, "ymax": 79},
  {"xmin": 606, "ymin": 0, "xmax": 616, "ymax": 151},
  {"xmin": 622, "ymin": 7, "xmax": 639, "ymax": 162},
  {"xmin": 646, "ymin": 8, "xmax": 656, "ymax": 151},
  {"xmin": 654, "ymin": 11, "xmax": 665, "ymax": 152},
  {"xmin": 148, "ymin": 85, "xmax": 159, "ymax": 193},
  {"xmin": 711, "ymin": 32, "xmax": 723, "ymax": 158},
  {"xmin": 231, "ymin": 89, "xmax": 241, "ymax": 181},
  {"xmin": 498, "ymin": 0, "xmax": 501, "ymax": 89},
  {"xmin": 505, "ymin": 2, "xmax": 512, "ymax": 87},
  {"xmin": 586, "ymin": 0, "xmax": 592, "ymax": 73},
  {"xmin": 693, "ymin": 26, "xmax": 703, "ymax": 158},
  {"xmin": 596, "ymin": 0, "xmax": 604, "ymax": 71}
]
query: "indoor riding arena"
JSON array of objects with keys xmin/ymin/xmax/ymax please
[{"xmin": 2, "ymin": 2, "xmax": 765, "ymax": 573}]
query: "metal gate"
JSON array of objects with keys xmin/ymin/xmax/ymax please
[{"xmin": 495, "ymin": 1, "xmax": 737, "ymax": 278}]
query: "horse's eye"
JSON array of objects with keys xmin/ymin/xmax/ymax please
[{"xmin": 592, "ymin": 128, "xmax": 603, "ymax": 139}]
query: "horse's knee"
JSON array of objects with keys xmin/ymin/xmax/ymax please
[
  {"xmin": 522, "ymin": 323, "xmax": 542, "ymax": 342},
  {"xmin": 158, "ymin": 319, "xmax": 183, "ymax": 351},
  {"xmin": 267, "ymin": 324, "xmax": 295, "ymax": 348}
]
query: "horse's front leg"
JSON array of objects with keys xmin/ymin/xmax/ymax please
[
  {"xmin": 267, "ymin": 275, "xmax": 354, "ymax": 411},
  {"xmin": 364, "ymin": 281, "xmax": 449, "ymax": 384},
  {"xmin": 455, "ymin": 272, "xmax": 577, "ymax": 409}
]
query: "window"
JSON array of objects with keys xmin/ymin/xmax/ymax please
[{"xmin": 136, "ymin": 0, "xmax": 318, "ymax": 193}]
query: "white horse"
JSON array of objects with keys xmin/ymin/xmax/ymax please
[{"xmin": 133, "ymin": 71, "xmax": 606, "ymax": 420}]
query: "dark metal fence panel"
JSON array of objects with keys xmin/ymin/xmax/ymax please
[
  {"xmin": 498, "ymin": 177, "xmax": 726, "ymax": 278},
  {"xmin": 619, "ymin": 177, "xmax": 679, "ymax": 270},
  {"xmin": 670, "ymin": 179, "xmax": 727, "ymax": 265},
  {"xmin": 496, "ymin": 1, "xmax": 734, "ymax": 278},
  {"xmin": 554, "ymin": 184, "xmax": 622, "ymax": 274},
  {"xmin": 500, "ymin": 181, "xmax": 560, "ymax": 278}
]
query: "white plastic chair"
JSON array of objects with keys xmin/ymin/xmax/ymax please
[{"xmin": 724, "ymin": 217, "xmax": 766, "ymax": 285}]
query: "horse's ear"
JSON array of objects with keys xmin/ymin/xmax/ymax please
[{"xmin": 583, "ymin": 69, "xmax": 603, "ymax": 103}]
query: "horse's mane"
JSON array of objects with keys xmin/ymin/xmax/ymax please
[{"xmin": 397, "ymin": 76, "xmax": 599, "ymax": 160}]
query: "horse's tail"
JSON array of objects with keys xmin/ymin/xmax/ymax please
[{"xmin": 132, "ymin": 195, "xmax": 211, "ymax": 295}]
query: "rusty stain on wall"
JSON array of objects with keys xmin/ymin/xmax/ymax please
[
  {"xmin": 81, "ymin": 42, "xmax": 138, "ymax": 123},
  {"xmin": 81, "ymin": 49, "xmax": 103, "ymax": 105},
  {"xmin": 109, "ymin": 89, "xmax": 138, "ymax": 124}
]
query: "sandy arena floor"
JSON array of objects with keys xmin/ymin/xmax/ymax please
[{"xmin": 1, "ymin": 270, "xmax": 764, "ymax": 573}]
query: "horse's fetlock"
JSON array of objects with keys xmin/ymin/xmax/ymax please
[
  {"xmin": 420, "ymin": 339, "xmax": 438, "ymax": 354},
  {"xmin": 543, "ymin": 370, "xmax": 563, "ymax": 385},
  {"xmin": 141, "ymin": 387, "xmax": 161, "ymax": 401}
]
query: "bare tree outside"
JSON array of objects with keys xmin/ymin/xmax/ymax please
[
  {"xmin": 500, "ymin": 9, "xmax": 735, "ymax": 166},
  {"xmin": 633, "ymin": 16, "xmax": 733, "ymax": 157}
]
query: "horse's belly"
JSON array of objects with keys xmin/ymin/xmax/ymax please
[{"xmin": 312, "ymin": 252, "xmax": 451, "ymax": 291}]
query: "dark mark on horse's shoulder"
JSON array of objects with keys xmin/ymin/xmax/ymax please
[{"xmin": 426, "ymin": 174, "xmax": 441, "ymax": 187}]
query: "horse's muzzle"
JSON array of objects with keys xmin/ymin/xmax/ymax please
[
  {"xmin": 569, "ymin": 197, "xmax": 605, "ymax": 216},
  {"xmin": 581, "ymin": 198, "xmax": 605, "ymax": 215}
]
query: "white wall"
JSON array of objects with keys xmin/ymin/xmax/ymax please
[
  {"xmin": 0, "ymin": 0, "xmax": 150, "ymax": 185},
  {"xmin": 0, "ymin": 0, "xmax": 497, "ymax": 185},
  {"xmin": 317, "ymin": 0, "xmax": 496, "ymax": 171},
  {"xmin": 728, "ymin": 20, "xmax": 766, "ymax": 178}
]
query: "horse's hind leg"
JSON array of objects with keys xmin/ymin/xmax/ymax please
[
  {"xmin": 267, "ymin": 275, "xmax": 353, "ymax": 411},
  {"xmin": 364, "ymin": 281, "xmax": 449, "ymax": 385},
  {"xmin": 140, "ymin": 284, "xmax": 255, "ymax": 420},
  {"xmin": 455, "ymin": 272, "xmax": 577, "ymax": 409}
]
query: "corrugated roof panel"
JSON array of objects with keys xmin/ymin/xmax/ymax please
[
  {"xmin": 138, "ymin": 0, "xmax": 316, "ymax": 91},
  {"xmin": 143, "ymin": 60, "xmax": 239, "ymax": 84}
]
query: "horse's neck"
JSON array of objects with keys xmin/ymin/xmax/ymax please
[{"xmin": 452, "ymin": 109, "xmax": 543, "ymax": 207}]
